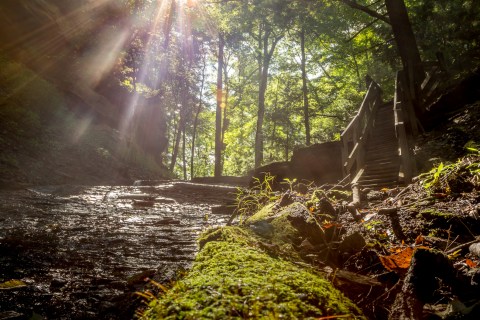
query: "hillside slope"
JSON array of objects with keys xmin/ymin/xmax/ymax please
[{"xmin": 0, "ymin": 56, "xmax": 168, "ymax": 188}]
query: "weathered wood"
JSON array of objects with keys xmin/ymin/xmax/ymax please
[{"xmin": 341, "ymin": 81, "xmax": 382, "ymax": 184}]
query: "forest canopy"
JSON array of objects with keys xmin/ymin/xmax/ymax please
[{"xmin": 1, "ymin": 0, "xmax": 479, "ymax": 179}]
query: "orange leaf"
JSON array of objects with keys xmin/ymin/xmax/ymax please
[
  {"xmin": 466, "ymin": 259, "xmax": 478, "ymax": 268},
  {"xmin": 379, "ymin": 247, "xmax": 415, "ymax": 272},
  {"xmin": 415, "ymin": 235, "xmax": 424, "ymax": 245},
  {"xmin": 322, "ymin": 222, "xmax": 341, "ymax": 229}
]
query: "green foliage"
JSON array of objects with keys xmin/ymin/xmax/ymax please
[{"xmin": 420, "ymin": 153, "xmax": 480, "ymax": 194}]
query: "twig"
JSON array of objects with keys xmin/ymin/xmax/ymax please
[{"xmin": 445, "ymin": 237, "xmax": 480, "ymax": 255}]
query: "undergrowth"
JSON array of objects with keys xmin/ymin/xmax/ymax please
[{"xmin": 419, "ymin": 146, "xmax": 480, "ymax": 195}]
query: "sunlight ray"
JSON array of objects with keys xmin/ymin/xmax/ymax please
[
  {"xmin": 80, "ymin": 28, "xmax": 131, "ymax": 88},
  {"xmin": 120, "ymin": 0, "xmax": 172, "ymax": 137}
]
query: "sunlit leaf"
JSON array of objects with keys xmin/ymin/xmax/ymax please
[{"xmin": 0, "ymin": 280, "xmax": 27, "ymax": 290}]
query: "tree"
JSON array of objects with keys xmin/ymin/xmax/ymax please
[
  {"xmin": 214, "ymin": 32, "xmax": 225, "ymax": 177},
  {"xmin": 384, "ymin": 0, "xmax": 424, "ymax": 102}
]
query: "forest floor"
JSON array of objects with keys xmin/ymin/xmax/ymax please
[
  {"xmin": 254, "ymin": 102, "xmax": 480, "ymax": 319},
  {"xmin": 139, "ymin": 102, "xmax": 480, "ymax": 319}
]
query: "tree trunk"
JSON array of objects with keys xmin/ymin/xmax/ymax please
[
  {"xmin": 385, "ymin": 0, "xmax": 424, "ymax": 100},
  {"xmin": 182, "ymin": 127, "xmax": 187, "ymax": 180},
  {"xmin": 190, "ymin": 51, "xmax": 206, "ymax": 179},
  {"xmin": 169, "ymin": 114, "xmax": 183, "ymax": 173},
  {"xmin": 214, "ymin": 32, "xmax": 224, "ymax": 178},
  {"xmin": 255, "ymin": 28, "xmax": 281, "ymax": 168},
  {"xmin": 300, "ymin": 27, "xmax": 311, "ymax": 146}
]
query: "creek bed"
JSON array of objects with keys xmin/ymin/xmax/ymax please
[{"xmin": 0, "ymin": 182, "xmax": 236, "ymax": 319}]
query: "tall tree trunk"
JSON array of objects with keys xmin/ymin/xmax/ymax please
[
  {"xmin": 169, "ymin": 114, "xmax": 183, "ymax": 173},
  {"xmin": 214, "ymin": 32, "xmax": 224, "ymax": 178},
  {"xmin": 221, "ymin": 58, "xmax": 229, "ymax": 161},
  {"xmin": 182, "ymin": 127, "xmax": 187, "ymax": 180},
  {"xmin": 385, "ymin": 0, "xmax": 424, "ymax": 98},
  {"xmin": 255, "ymin": 28, "xmax": 281, "ymax": 168},
  {"xmin": 190, "ymin": 51, "xmax": 206, "ymax": 179},
  {"xmin": 300, "ymin": 27, "xmax": 311, "ymax": 146}
]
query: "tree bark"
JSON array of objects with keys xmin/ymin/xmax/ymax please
[
  {"xmin": 169, "ymin": 113, "xmax": 183, "ymax": 173},
  {"xmin": 190, "ymin": 50, "xmax": 206, "ymax": 179},
  {"xmin": 300, "ymin": 27, "xmax": 311, "ymax": 146},
  {"xmin": 255, "ymin": 27, "xmax": 281, "ymax": 168},
  {"xmin": 340, "ymin": 0, "xmax": 390, "ymax": 24},
  {"xmin": 385, "ymin": 0, "xmax": 424, "ymax": 99},
  {"xmin": 182, "ymin": 126, "xmax": 187, "ymax": 180},
  {"xmin": 214, "ymin": 32, "xmax": 224, "ymax": 178}
]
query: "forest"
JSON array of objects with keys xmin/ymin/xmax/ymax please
[
  {"xmin": 1, "ymin": 0, "xmax": 479, "ymax": 181},
  {"xmin": 1, "ymin": 1, "xmax": 480, "ymax": 319}
]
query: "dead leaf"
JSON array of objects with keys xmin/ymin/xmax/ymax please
[
  {"xmin": 322, "ymin": 222, "xmax": 341, "ymax": 229},
  {"xmin": 466, "ymin": 259, "xmax": 478, "ymax": 268},
  {"xmin": 0, "ymin": 280, "xmax": 27, "ymax": 290},
  {"xmin": 415, "ymin": 234, "xmax": 424, "ymax": 245},
  {"xmin": 379, "ymin": 247, "xmax": 415, "ymax": 272}
]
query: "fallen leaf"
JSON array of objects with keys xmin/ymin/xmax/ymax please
[
  {"xmin": 466, "ymin": 259, "xmax": 478, "ymax": 268},
  {"xmin": 0, "ymin": 280, "xmax": 27, "ymax": 290},
  {"xmin": 415, "ymin": 234, "xmax": 424, "ymax": 245},
  {"xmin": 379, "ymin": 247, "xmax": 415, "ymax": 272},
  {"xmin": 322, "ymin": 222, "xmax": 341, "ymax": 229}
]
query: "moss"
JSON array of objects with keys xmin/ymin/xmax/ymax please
[
  {"xmin": 245, "ymin": 203, "xmax": 277, "ymax": 224},
  {"xmin": 143, "ymin": 240, "xmax": 364, "ymax": 319},
  {"xmin": 420, "ymin": 209, "xmax": 455, "ymax": 219},
  {"xmin": 326, "ymin": 189, "xmax": 352, "ymax": 201},
  {"xmin": 198, "ymin": 226, "xmax": 257, "ymax": 249}
]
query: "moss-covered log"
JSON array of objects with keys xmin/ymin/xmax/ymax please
[{"xmin": 142, "ymin": 226, "xmax": 364, "ymax": 319}]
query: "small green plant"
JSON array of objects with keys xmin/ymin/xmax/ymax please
[
  {"xmin": 281, "ymin": 177, "xmax": 297, "ymax": 192},
  {"xmin": 233, "ymin": 173, "xmax": 279, "ymax": 224}
]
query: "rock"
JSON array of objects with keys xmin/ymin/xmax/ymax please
[
  {"xmin": 285, "ymin": 203, "xmax": 326, "ymax": 245},
  {"xmin": 390, "ymin": 248, "xmax": 456, "ymax": 319},
  {"xmin": 339, "ymin": 232, "xmax": 366, "ymax": 254},
  {"xmin": 127, "ymin": 270, "xmax": 156, "ymax": 288},
  {"xmin": 294, "ymin": 183, "xmax": 309, "ymax": 194},
  {"xmin": 469, "ymin": 242, "xmax": 480, "ymax": 258},
  {"xmin": 278, "ymin": 191, "xmax": 294, "ymax": 207},
  {"xmin": 315, "ymin": 197, "xmax": 337, "ymax": 218},
  {"xmin": 248, "ymin": 221, "xmax": 274, "ymax": 238}
]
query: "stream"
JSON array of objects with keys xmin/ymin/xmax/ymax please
[{"xmin": 0, "ymin": 181, "xmax": 237, "ymax": 319}]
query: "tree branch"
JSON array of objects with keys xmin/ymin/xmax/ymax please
[{"xmin": 340, "ymin": 0, "xmax": 391, "ymax": 25}]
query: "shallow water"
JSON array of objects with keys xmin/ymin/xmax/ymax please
[{"xmin": 0, "ymin": 182, "xmax": 236, "ymax": 319}]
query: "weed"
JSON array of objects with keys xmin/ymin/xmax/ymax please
[{"xmin": 233, "ymin": 173, "xmax": 279, "ymax": 224}]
